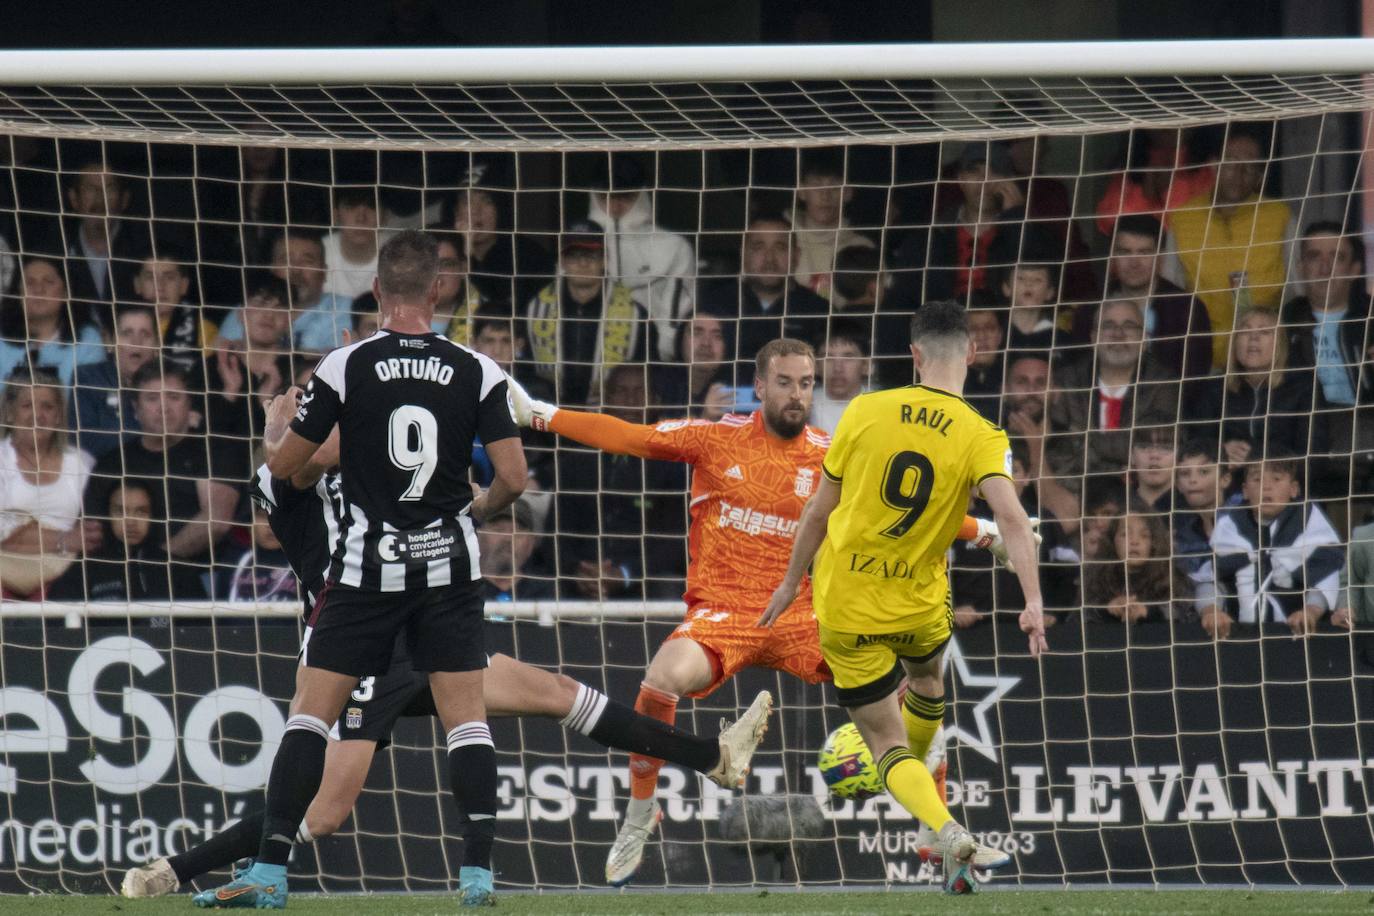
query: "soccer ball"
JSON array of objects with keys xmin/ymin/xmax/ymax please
[{"xmin": 817, "ymin": 723, "xmax": 882, "ymax": 800}]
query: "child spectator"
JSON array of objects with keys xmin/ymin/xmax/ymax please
[
  {"xmin": 964, "ymin": 304, "xmax": 1005, "ymax": 424},
  {"xmin": 206, "ymin": 275, "xmax": 296, "ymax": 444},
  {"xmin": 131, "ymin": 248, "xmax": 218, "ymax": 367},
  {"xmin": 219, "ymin": 502, "xmax": 295, "ymax": 602},
  {"xmin": 50, "ymin": 478, "xmax": 204, "ymax": 602},
  {"xmin": 810, "ymin": 319, "xmax": 870, "ymax": 433},
  {"xmin": 1000, "ymin": 262, "xmax": 1058, "ymax": 352},
  {"xmin": 1173, "ymin": 439, "xmax": 1232, "ymax": 612},
  {"xmin": 789, "ymin": 151, "xmax": 874, "ymax": 303},
  {"xmin": 0, "ymin": 255, "xmax": 106, "ymax": 385},
  {"xmin": 1084, "ymin": 502, "xmax": 1191, "ymax": 624},
  {"xmin": 322, "ymin": 187, "xmax": 387, "ymax": 301},
  {"xmin": 216, "ymin": 230, "xmax": 353, "ymax": 353},
  {"xmin": 1128, "ymin": 425, "xmax": 1176, "ymax": 513},
  {"xmin": 1208, "ymin": 457, "xmax": 1343, "ymax": 639},
  {"xmin": 69, "ymin": 304, "xmax": 160, "ymax": 458}
]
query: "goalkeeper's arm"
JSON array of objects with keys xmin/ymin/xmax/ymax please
[{"xmin": 506, "ymin": 372, "xmax": 667, "ymax": 459}]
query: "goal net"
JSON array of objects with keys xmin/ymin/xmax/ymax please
[{"xmin": 2, "ymin": 40, "xmax": 1374, "ymax": 894}]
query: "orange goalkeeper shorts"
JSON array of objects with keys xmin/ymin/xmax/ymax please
[{"xmin": 664, "ymin": 597, "xmax": 831, "ymax": 698}]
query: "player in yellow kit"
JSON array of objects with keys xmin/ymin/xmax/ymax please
[{"xmin": 760, "ymin": 300, "xmax": 1047, "ymax": 895}]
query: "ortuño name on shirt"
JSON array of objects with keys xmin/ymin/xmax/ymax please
[{"xmin": 374, "ymin": 356, "xmax": 454, "ymax": 385}]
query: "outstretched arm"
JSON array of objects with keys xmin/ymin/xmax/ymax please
[
  {"xmin": 508, "ymin": 372, "xmax": 701, "ymax": 462},
  {"xmin": 980, "ymin": 475, "xmax": 1047, "ymax": 656},
  {"xmin": 757, "ymin": 475, "xmax": 843, "ymax": 627}
]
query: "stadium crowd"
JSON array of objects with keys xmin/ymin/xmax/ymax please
[{"xmin": 0, "ymin": 124, "xmax": 1370, "ymax": 638}]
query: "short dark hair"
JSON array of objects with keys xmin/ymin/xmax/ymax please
[
  {"xmin": 832, "ymin": 246, "xmax": 881, "ymax": 303},
  {"xmin": 332, "ymin": 186, "xmax": 377, "ymax": 210},
  {"xmin": 1300, "ymin": 220, "xmax": 1365, "ymax": 266},
  {"xmin": 755, "ymin": 338, "xmax": 815, "ymax": 380},
  {"xmin": 245, "ymin": 272, "xmax": 290, "ymax": 305},
  {"xmin": 272, "ymin": 228, "xmax": 325, "ymax": 256},
  {"xmin": 471, "ymin": 308, "xmax": 519, "ymax": 342},
  {"xmin": 1113, "ymin": 214, "xmax": 1163, "ymax": 246},
  {"xmin": 140, "ymin": 245, "xmax": 193, "ymax": 273},
  {"xmin": 747, "ymin": 214, "xmax": 792, "ymax": 233},
  {"xmin": 909, "ymin": 300, "xmax": 968, "ymax": 346},
  {"xmin": 114, "ymin": 303, "xmax": 158, "ymax": 326},
  {"xmin": 132, "ymin": 359, "xmax": 195, "ymax": 392},
  {"xmin": 1178, "ymin": 437, "xmax": 1219, "ymax": 464},
  {"xmin": 821, "ymin": 317, "xmax": 871, "ymax": 357},
  {"xmin": 377, "ymin": 230, "xmax": 439, "ymax": 301},
  {"xmin": 799, "ymin": 149, "xmax": 845, "ymax": 181}
]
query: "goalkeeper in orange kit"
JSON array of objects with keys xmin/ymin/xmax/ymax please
[{"xmin": 507, "ymin": 337, "xmax": 1031, "ymax": 886}]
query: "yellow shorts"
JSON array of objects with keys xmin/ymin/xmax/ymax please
[{"xmin": 817, "ymin": 603, "xmax": 952, "ymax": 708}]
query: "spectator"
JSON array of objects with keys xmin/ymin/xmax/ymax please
[
  {"xmin": 1215, "ymin": 306, "xmax": 1317, "ymax": 462},
  {"xmin": 698, "ymin": 214, "xmax": 827, "ymax": 380},
  {"xmin": 586, "ymin": 155, "xmax": 695, "ymax": 359},
  {"xmin": 69, "ymin": 304, "xmax": 160, "ymax": 459},
  {"xmin": 654, "ymin": 308, "xmax": 736, "ymax": 419},
  {"xmin": 1164, "ymin": 128, "xmax": 1296, "ymax": 370},
  {"xmin": 831, "ymin": 244, "xmax": 882, "ymax": 313},
  {"xmin": 1077, "ymin": 478, "xmax": 1127, "ymax": 567},
  {"xmin": 0, "ymin": 368, "xmax": 96, "ymax": 598},
  {"xmin": 1208, "ymin": 457, "xmax": 1342, "ymax": 638},
  {"xmin": 1281, "ymin": 222, "xmax": 1374, "ymax": 514},
  {"xmin": 553, "ymin": 363, "xmax": 688, "ymax": 601},
  {"xmin": 964, "ymin": 304, "xmax": 1005, "ymax": 423},
  {"xmin": 453, "ymin": 158, "xmax": 553, "ymax": 309},
  {"xmin": 811, "ymin": 319, "xmax": 870, "ymax": 433},
  {"xmin": 321, "ymin": 187, "xmax": 387, "ymax": 301},
  {"xmin": 1334, "ymin": 519, "xmax": 1374, "ymax": 632},
  {"xmin": 131, "ymin": 248, "xmax": 218, "ymax": 365},
  {"xmin": 1128, "ymin": 425, "xmax": 1176, "ymax": 513},
  {"xmin": 1093, "ymin": 127, "xmax": 1215, "ymax": 237},
  {"xmin": 216, "ymin": 230, "xmax": 353, "ymax": 353},
  {"xmin": 1173, "ymin": 438, "xmax": 1232, "ymax": 612},
  {"xmin": 0, "ymin": 255, "xmax": 105, "ymax": 385},
  {"xmin": 89, "ymin": 362, "xmax": 244, "ymax": 579},
  {"xmin": 478, "ymin": 498, "xmax": 554, "ymax": 602},
  {"xmin": 1046, "ymin": 298, "xmax": 1183, "ymax": 486},
  {"xmin": 924, "ymin": 142, "xmax": 1028, "ymax": 304},
  {"xmin": 1084, "ymin": 502, "xmax": 1191, "ymax": 624},
  {"xmin": 431, "ymin": 233, "xmax": 490, "ymax": 346},
  {"xmin": 789, "ymin": 151, "xmax": 874, "ymax": 301},
  {"xmin": 62, "ymin": 161, "xmax": 151, "ymax": 331},
  {"xmin": 206, "ymin": 275, "xmax": 295, "ymax": 444},
  {"xmin": 523, "ymin": 219, "xmax": 655, "ymax": 407},
  {"xmin": 1000, "ymin": 261, "xmax": 1059, "ymax": 352},
  {"xmin": 219, "ymin": 502, "xmax": 295, "ymax": 602},
  {"xmin": 1001, "ymin": 350, "xmax": 1079, "ymax": 540},
  {"xmin": 950, "ymin": 442, "xmax": 1073, "ymax": 630},
  {"xmin": 469, "ymin": 309, "xmax": 554, "ymax": 490},
  {"xmin": 1094, "ymin": 214, "xmax": 1212, "ymax": 378},
  {"xmin": 1004, "ymin": 134, "xmax": 1097, "ymax": 305},
  {"xmin": 49, "ymin": 477, "xmax": 205, "ymax": 602}
]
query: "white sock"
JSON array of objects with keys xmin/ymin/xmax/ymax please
[
  {"xmin": 295, "ymin": 820, "xmax": 314, "ymax": 845},
  {"xmin": 626, "ymin": 796, "xmax": 656, "ymax": 823}
]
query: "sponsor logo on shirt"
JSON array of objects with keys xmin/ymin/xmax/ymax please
[{"xmin": 717, "ymin": 500, "xmax": 798, "ymax": 539}]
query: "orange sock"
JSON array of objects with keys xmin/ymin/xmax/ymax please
[{"xmin": 629, "ymin": 682, "xmax": 679, "ymax": 801}]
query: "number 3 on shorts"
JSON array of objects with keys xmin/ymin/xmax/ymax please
[
  {"xmin": 879, "ymin": 450, "xmax": 934, "ymax": 539},
  {"xmin": 389, "ymin": 405, "xmax": 438, "ymax": 501}
]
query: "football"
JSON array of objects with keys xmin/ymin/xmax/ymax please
[{"xmin": 816, "ymin": 722, "xmax": 883, "ymax": 799}]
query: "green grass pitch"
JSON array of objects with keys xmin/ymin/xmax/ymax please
[{"xmin": 6, "ymin": 889, "xmax": 1374, "ymax": 915}]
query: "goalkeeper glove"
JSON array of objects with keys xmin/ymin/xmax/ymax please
[
  {"xmin": 505, "ymin": 372, "xmax": 558, "ymax": 432},
  {"xmin": 976, "ymin": 517, "xmax": 1043, "ymax": 573}
]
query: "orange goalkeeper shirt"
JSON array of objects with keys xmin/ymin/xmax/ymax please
[{"xmin": 549, "ymin": 410, "xmax": 830, "ymax": 612}]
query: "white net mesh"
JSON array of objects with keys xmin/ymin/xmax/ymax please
[{"xmin": 2, "ymin": 45, "xmax": 1374, "ymax": 894}]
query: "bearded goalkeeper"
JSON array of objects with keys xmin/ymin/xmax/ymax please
[{"xmin": 760, "ymin": 302, "xmax": 1048, "ymax": 895}]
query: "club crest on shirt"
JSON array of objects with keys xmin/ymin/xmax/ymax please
[{"xmin": 795, "ymin": 467, "xmax": 815, "ymax": 498}]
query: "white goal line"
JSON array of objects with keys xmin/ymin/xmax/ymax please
[
  {"xmin": 1, "ymin": 599, "xmax": 687, "ymax": 628},
  {"xmin": 3, "ymin": 39, "xmax": 1374, "ymax": 84}
]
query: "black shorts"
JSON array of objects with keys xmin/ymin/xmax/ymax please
[
  {"xmin": 303, "ymin": 579, "xmax": 487, "ymax": 677},
  {"xmin": 333, "ymin": 656, "xmax": 436, "ymax": 749}
]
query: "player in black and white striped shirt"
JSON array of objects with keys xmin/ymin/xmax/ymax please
[
  {"xmin": 123, "ymin": 421, "xmax": 771, "ymax": 900},
  {"xmin": 206, "ymin": 231, "xmax": 523, "ymax": 908}
]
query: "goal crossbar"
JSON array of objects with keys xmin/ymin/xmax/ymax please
[{"xmin": 4, "ymin": 39, "xmax": 1374, "ymax": 84}]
